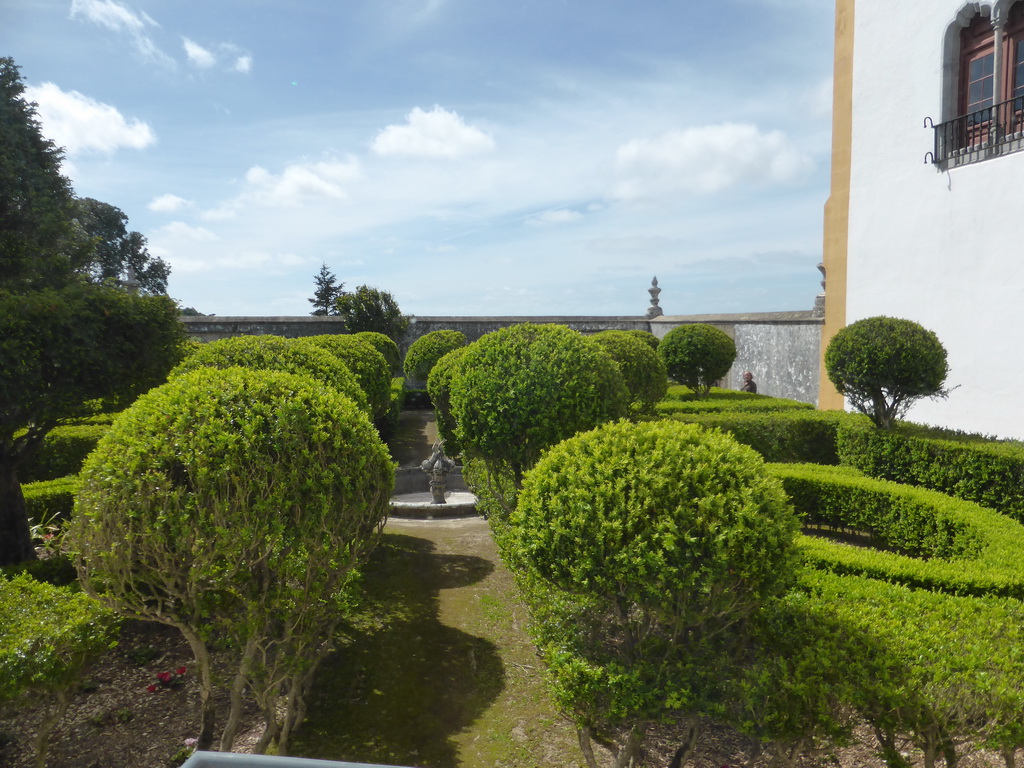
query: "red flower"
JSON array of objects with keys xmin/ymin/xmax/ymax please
[
  {"xmin": 157, "ymin": 671, "xmax": 172, "ymax": 683},
  {"xmin": 176, "ymin": 666, "xmax": 187, "ymax": 676},
  {"xmin": 147, "ymin": 684, "xmax": 158, "ymax": 693}
]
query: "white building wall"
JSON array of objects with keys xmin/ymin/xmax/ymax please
[{"xmin": 847, "ymin": 0, "xmax": 1024, "ymax": 438}]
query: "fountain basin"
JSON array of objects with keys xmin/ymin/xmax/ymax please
[{"xmin": 389, "ymin": 490, "xmax": 479, "ymax": 520}]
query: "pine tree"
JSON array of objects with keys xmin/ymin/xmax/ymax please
[{"xmin": 308, "ymin": 263, "xmax": 343, "ymax": 316}]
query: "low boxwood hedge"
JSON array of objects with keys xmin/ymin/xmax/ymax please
[
  {"xmin": 836, "ymin": 418, "xmax": 1024, "ymax": 522},
  {"xmin": 771, "ymin": 462, "xmax": 1024, "ymax": 599},
  {"xmin": 657, "ymin": 385, "xmax": 814, "ymax": 414},
  {"xmin": 19, "ymin": 423, "xmax": 110, "ymax": 483},
  {"xmin": 24, "ymin": 475, "xmax": 77, "ymax": 528},
  {"xmin": 659, "ymin": 410, "xmax": 855, "ymax": 465}
]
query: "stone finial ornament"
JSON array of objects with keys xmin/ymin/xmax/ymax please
[
  {"xmin": 646, "ymin": 276, "xmax": 663, "ymax": 319},
  {"xmin": 813, "ymin": 262, "xmax": 826, "ymax": 318}
]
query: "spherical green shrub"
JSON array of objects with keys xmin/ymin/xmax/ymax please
[
  {"xmin": 355, "ymin": 331, "xmax": 402, "ymax": 376},
  {"xmin": 451, "ymin": 324, "xmax": 629, "ymax": 484},
  {"xmin": 426, "ymin": 345, "xmax": 470, "ymax": 455},
  {"xmin": 625, "ymin": 329, "xmax": 659, "ymax": 351},
  {"xmin": 590, "ymin": 330, "xmax": 668, "ymax": 413},
  {"xmin": 68, "ymin": 366, "xmax": 393, "ymax": 750},
  {"xmin": 170, "ymin": 334, "xmax": 368, "ymax": 414},
  {"xmin": 297, "ymin": 335, "xmax": 391, "ymax": 421},
  {"xmin": 515, "ymin": 418, "xmax": 798, "ymax": 617},
  {"xmin": 658, "ymin": 323, "xmax": 736, "ymax": 396},
  {"xmin": 511, "ymin": 419, "xmax": 799, "ymax": 760},
  {"xmin": 404, "ymin": 330, "xmax": 467, "ymax": 383},
  {"xmin": 825, "ymin": 316, "xmax": 949, "ymax": 429}
]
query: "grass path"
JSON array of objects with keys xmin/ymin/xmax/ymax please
[{"xmin": 291, "ymin": 516, "xmax": 585, "ymax": 768}]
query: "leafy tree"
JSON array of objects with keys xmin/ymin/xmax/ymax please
[
  {"xmin": 0, "ymin": 57, "xmax": 88, "ymax": 291},
  {"xmin": 590, "ymin": 330, "xmax": 668, "ymax": 413},
  {"xmin": 658, "ymin": 323, "xmax": 736, "ymax": 397},
  {"xmin": 308, "ymin": 262, "xmax": 343, "ymax": 316},
  {"xmin": 404, "ymin": 329, "xmax": 467, "ymax": 383},
  {"xmin": 68, "ymin": 367, "xmax": 393, "ymax": 753},
  {"xmin": 625, "ymin": 328, "xmax": 659, "ymax": 351},
  {"xmin": 825, "ymin": 316, "xmax": 950, "ymax": 429},
  {"xmin": 0, "ymin": 284, "xmax": 187, "ymax": 566},
  {"xmin": 335, "ymin": 285, "xmax": 409, "ymax": 343},
  {"xmin": 510, "ymin": 420, "xmax": 799, "ymax": 768},
  {"xmin": 450, "ymin": 323, "xmax": 629, "ymax": 490},
  {"xmin": 74, "ymin": 197, "xmax": 169, "ymax": 294},
  {"xmin": 170, "ymin": 333, "xmax": 369, "ymax": 414}
]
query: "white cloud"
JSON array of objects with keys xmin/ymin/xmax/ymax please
[
  {"xmin": 372, "ymin": 106, "xmax": 495, "ymax": 159},
  {"xmin": 69, "ymin": 0, "xmax": 175, "ymax": 69},
  {"xmin": 183, "ymin": 38, "xmax": 216, "ymax": 68},
  {"xmin": 612, "ymin": 122, "xmax": 812, "ymax": 200},
  {"xmin": 148, "ymin": 193, "xmax": 191, "ymax": 212},
  {"xmin": 24, "ymin": 83, "xmax": 155, "ymax": 155},
  {"xmin": 233, "ymin": 55, "xmax": 253, "ymax": 74},
  {"xmin": 153, "ymin": 221, "xmax": 220, "ymax": 242},
  {"xmin": 527, "ymin": 209, "xmax": 584, "ymax": 226}
]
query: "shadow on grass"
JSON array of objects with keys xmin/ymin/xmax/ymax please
[{"xmin": 291, "ymin": 532, "xmax": 503, "ymax": 768}]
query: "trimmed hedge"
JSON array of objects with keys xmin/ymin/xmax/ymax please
[
  {"xmin": 23, "ymin": 475, "xmax": 77, "ymax": 527},
  {"xmin": 376, "ymin": 377, "xmax": 406, "ymax": 440},
  {"xmin": 355, "ymin": 331, "xmax": 401, "ymax": 376},
  {"xmin": 589, "ymin": 330, "xmax": 668, "ymax": 414},
  {"xmin": 837, "ymin": 418, "xmax": 1024, "ymax": 521},
  {"xmin": 297, "ymin": 335, "xmax": 391, "ymax": 421},
  {"xmin": 661, "ymin": 410, "xmax": 855, "ymax": 465},
  {"xmin": 657, "ymin": 386, "xmax": 814, "ymax": 415},
  {"xmin": 19, "ymin": 423, "xmax": 110, "ymax": 483},
  {"xmin": 403, "ymin": 329, "xmax": 466, "ymax": 383},
  {"xmin": 771, "ymin": 462, "xmax": 1024, "ymax": 599}
]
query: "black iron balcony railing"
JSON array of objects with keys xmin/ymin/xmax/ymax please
[{"xmin": 931, "ymin": 95, "xmax": 1024, "ymax": 166}]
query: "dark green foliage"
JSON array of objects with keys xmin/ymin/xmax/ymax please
[
  {"xmin": 377, "ymin": 378, "xmax": 406, "ymax": 441},
  {"xmin": 355, "ymin": 331, "xmax": 401, "ymax": 376},
  {"xmin": 426, "ymin": 346, "xmax": 470, "ymax": 456},
  {"xmin": 23, "ymin": 476, "xmax": 76, "ymax": 528},
  {"xmin": 774, "ymin": 462, "xmax": 1024, "ymax": 598},
  {"xmin": 297, "ymin": 335, "xmax": 391, "ymax": 421},
  {"xmin": 825, "ymin": 316, "xmax": 949, "ymax": 429},
  {"xmin": 73, "ymin": 197, "xmax": 169, "ymax": 294},
  {"xmin": 0, "ymin": 284, "xmax": 187, "ymax": 566},
  {"xmin": 171, "ymin": 333, "xmax": 369, "ymax": 414},
  {"xmin": 335, "ymin": 285, "xmax": 409, "ymax": 344},
  {"xmin": 658, "ymin": 323, "xmax": 736, "ymax": 396},
  {"xmin": 663, "ymin": 409, "xmax": 853, "ymax": 465},
  {"xmin": 509, "ymin": 420, "xmax": 799, "ymax": 764},
  {"xmin": 450, "ymin": 324, "xmax": 629, "ymax": 485},
  {"xmin": 403, "ymin": 330, "xmax": 467, "ymax": 383},
  {"xmin": 0, "ymin": 574, "xmax": 118, "ymax": 766},
  {"xmin": 19, "ymin": 424, "xmax": 109, "ymax": 483},
  {"xmin": 0, "ymin": 57, "xmax": 87, "ymax": 292},
  {"xmin": 308, "ymin": 262, "xmax": 343, "ymax": 316},
  {"xmin": 68, "ymin": 366, "xmax": 394, "ymax": 752},
  {"xmin": 589, "ymin": 330, "xmax": 668, "ymax": 413},
  {"xmin": 0, "ymin": 555, "xmax": 78, "ymax": 587},
  {"xmin": 836, "ymin": 418, "xmax": 1024, "ymax": 522}
]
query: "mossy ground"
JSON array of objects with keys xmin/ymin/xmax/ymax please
[{"xmin": 291, "ymin": 516, "xmax": 585, "ymax": 768}]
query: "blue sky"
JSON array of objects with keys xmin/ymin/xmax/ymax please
[{"xmin": 6, "ymin": 0, "xmax": 835, "ymax": 317}]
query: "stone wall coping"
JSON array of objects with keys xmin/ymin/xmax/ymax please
[{"xmin": 653, "ymin": 310, "xmax": 823, "ymax": 324}]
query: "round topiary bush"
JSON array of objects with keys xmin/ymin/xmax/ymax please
[
  {"xmin": 825, "ymin": 316, "xmax": 950, "ymax": 429},
  {"xmin": 403, "ymin": 330, "xmax": 467, "ymax": 383},
  {"xmin": 450, "ymin": 323, "xmax": 629, "ymax": 484},
  {"xmin": 510, "ymin": 419, "xmax": 799, "ymax": 762},
  {"xmin": 170, "ymin": 334, "xmax": 369, "ymax": 414},
  {"xmin": 625, "ymin": 329, "xmax": 659, "ymax": 352},
  {"xmin": 297, "ymin": 335, "xmax": 391, "ymax": 422},
  {"xmin": 426, "ymin": 345, "xmax": 470, "ymax": 455},
  {"xmin": 67, "ymin": 366, "xmax": 393, "ymax": 750},
  {"xmin": 590, "ymin": 330, "xmax": 668, "ymax": 413},
  {"xmin": 658, "ymin": 323, "xmax": 736, "ymax": 396},
  {"xmin": 514, "ymin": 418, "xmax": 798, "ymax": 617},
  {"xmin": 355, "ymin": 331, "xmax": 402, "ymax": 376}
]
